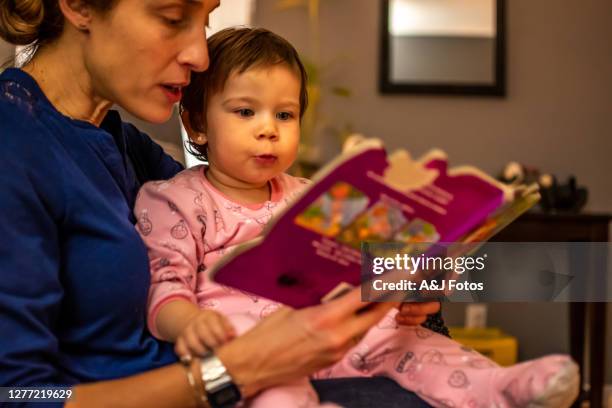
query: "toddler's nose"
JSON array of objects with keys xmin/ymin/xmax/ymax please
[
  {"xmin": 257, "ymin": 130, "xmax": 279, "ymax": 140},
  {"xmin": 257, "ymin": 118, "xmax": 279, "ymax": 140}
]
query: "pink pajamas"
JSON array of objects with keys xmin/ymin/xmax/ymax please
[
  {"xmin": 135, "ymin": 166, "xmax": 578, "ymax": 408},
  {"xmin": 134, "ymin": 166, "xmax": 308, "ymax": 337}
]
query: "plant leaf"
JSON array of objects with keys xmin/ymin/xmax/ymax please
[{"xmin": 331, "ymin": 86, "xmax": 351, "ymax": 97}]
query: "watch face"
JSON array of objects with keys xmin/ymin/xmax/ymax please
[{"xmin": 210, "ymin": 382, "xmax": 241, "ymax": 408}]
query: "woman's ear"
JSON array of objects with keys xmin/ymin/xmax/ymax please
[
  {"xmin": 180, "ymin": 110, "xmax": 207, "ymax": 145},
  {"xmin": 58, "ymin": 0, "xmax": 94, "ymax": 31}
]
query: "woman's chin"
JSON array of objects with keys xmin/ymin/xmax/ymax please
[{"xmin": 124, "ymin": 103, "xmax": 175, "ymax": 124}]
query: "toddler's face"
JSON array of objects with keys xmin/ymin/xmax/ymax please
[{"xmin": 203, "ymin": 65, "xmax": 301, "ymax": 188}]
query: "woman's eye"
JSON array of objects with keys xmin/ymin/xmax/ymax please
[
  {"xmin": 160, "ymin": 14, "xmax": 185, "ymax": 27},
  {"xmin": 236, "ymin": 109, "xmax": 255, "ymax": 117},
  {"xmin": 276, "ymin": 112, "xmax": 294, "ymax": 121},
  {"xmin": 164, "ymin": 18, "xmax": 183, "ymax": 26}
]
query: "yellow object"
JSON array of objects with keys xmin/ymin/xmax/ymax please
[{"xmin": 449, "ymin": 327, "xmax": 518, "ymax": 366}]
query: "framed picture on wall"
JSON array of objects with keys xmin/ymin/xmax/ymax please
[{"xmin": 379, "ymin": 0, "xmax": 506, "ymax": 96}]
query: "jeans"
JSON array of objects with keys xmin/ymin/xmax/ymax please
[{"xmin": 312, "ymin": 377, "xmax": 432, "ymax": 408}]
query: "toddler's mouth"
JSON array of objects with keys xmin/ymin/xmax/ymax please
[{"xmin": 254, "ymin": 154, "xmax": 278, "ymax": 165}]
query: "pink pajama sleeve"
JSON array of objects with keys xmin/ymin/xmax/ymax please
[{"xmin": 134, "ymin": 181, "xmax": 203, "ymax": 338}]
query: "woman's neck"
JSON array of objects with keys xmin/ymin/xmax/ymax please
[
  {"xmin": 22, "ymin": 37, "xmax": 112, "ymax": 127},
  {"xmin": 205, "ymin": 167, "xmax": 271, "ymax": 205}
]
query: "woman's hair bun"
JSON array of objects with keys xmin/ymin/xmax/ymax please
[{"xmin": 0, "ymin": 0, "xmax": 45, "ymax": 45}]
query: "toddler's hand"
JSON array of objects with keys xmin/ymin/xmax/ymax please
[
  {"xmin": 175, "ymin": 310, "xmax": 236, "ymax": 358},
  {"xmin": 395, "ymin": 301, "xmax": 441, "ymax": 326}
]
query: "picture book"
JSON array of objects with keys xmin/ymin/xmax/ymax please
[{"xmin": 207, "ymin": 139, "xmax": 540, "ymax": 308}]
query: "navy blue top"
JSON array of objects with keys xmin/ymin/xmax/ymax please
[{"xmin": 0, "ymin": 68, "xmax": 183, "ymax": 388}]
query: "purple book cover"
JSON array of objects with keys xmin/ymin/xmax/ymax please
[{"xmin": 209, "ymin": 142, "xmax": 507, "ymax": 308}]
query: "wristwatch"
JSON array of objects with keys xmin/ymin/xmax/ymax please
[{"xmin": 200, "ymin": 352, "xmax": 242, "ymax": 408}]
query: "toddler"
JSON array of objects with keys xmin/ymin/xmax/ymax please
[{"xmin": 135, "ymin": 27, "xmax": 579, "ymax": 408}]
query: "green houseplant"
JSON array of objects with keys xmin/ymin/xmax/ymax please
[{"xmin": 276, "ymin": 0, "xmax": 353, "ymax": 175}]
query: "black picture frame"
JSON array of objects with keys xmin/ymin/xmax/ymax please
[{"xmin": 379, "ymin": 0, "xmax": 506, "ymax": 97}]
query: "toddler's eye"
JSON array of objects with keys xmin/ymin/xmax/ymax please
[
  {"xmin": 236, "ymin": 108, "xmax": 254, "ymax": 117},
  {"xmin": 276, "ymin": 112, "xmax": 294, "ymax": 121}
]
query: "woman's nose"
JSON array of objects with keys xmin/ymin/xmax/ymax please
[{"xmin": 177, "ymin": 32, "xmax": 210, "ymax": 72}]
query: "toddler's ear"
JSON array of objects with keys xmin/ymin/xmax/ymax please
[{"xmin": 180, "ymin": 110, "xmax": 207, "ymax": 145}]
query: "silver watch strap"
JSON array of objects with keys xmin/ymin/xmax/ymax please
[{"xmin": 199, "ymin": 353, "xmax": 234, "ymax": 393}]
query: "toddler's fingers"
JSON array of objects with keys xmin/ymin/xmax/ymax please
[
  {"xmin": 194, "ymin": 321, "xmax": 225, "ymax": 349},
  {"xmin": 395, "ymin": 314, "xmax": 427, "ymax": 326},
  {"xmin": 183, "ymin": 326, "xmax": 210, "ymax": 356},
  {"xmin": 397, "ymin": 301, "xmax": 440, "ymax": 318},
  {"xmin": 174, "ymin": 337, "xmax": 190, "ymax": 360},
  {"xmin": 219, "ymin": 314, "xmax": 237, "ymax": 339},
  {"xmin": 202, "ymin": 314, "xmax": 233, "ymax": 344}
]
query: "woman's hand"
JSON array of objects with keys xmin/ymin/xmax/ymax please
[
  {"xmin": 216, "ymin": 288, "xmax": 396, "ymax": 397},
  {"xmin": 174, "ymin": 310, "xmax": 236, "ymax": 358},
  {"xmin": 394, "ymin": 301, "xmax": 440, "ymax": 326},
  {"xmin": 65, "ymin": 291, "xmax": 397, "ymax": 407}
]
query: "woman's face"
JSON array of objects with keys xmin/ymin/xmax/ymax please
[{"xmin": 85, "ymin": 0, "xmax": 220, "ymax": 123}]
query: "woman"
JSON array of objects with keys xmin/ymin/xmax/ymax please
[{"xmin": 0, "ymin": 1, "xmax": 445, "ymax": 406}]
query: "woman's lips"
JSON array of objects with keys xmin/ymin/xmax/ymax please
[
  {"xmin": 160, "ymin": 85, "xmax": 182, "ymax": 104},
  {"xmin": 254, "ymin": 154, "xmax": 278, "ymax": 165}
]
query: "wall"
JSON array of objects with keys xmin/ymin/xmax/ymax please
[
  {"xmin": 0, "ymin": 39, "xmax": 13, "ymax": 68},
  {"xmin": 255, "ymin": 0, "xmax": 612, "ymax": 212},
  {"xmin": 254, "ymin": 0, "xmax": 612, "ymax": 382}
]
